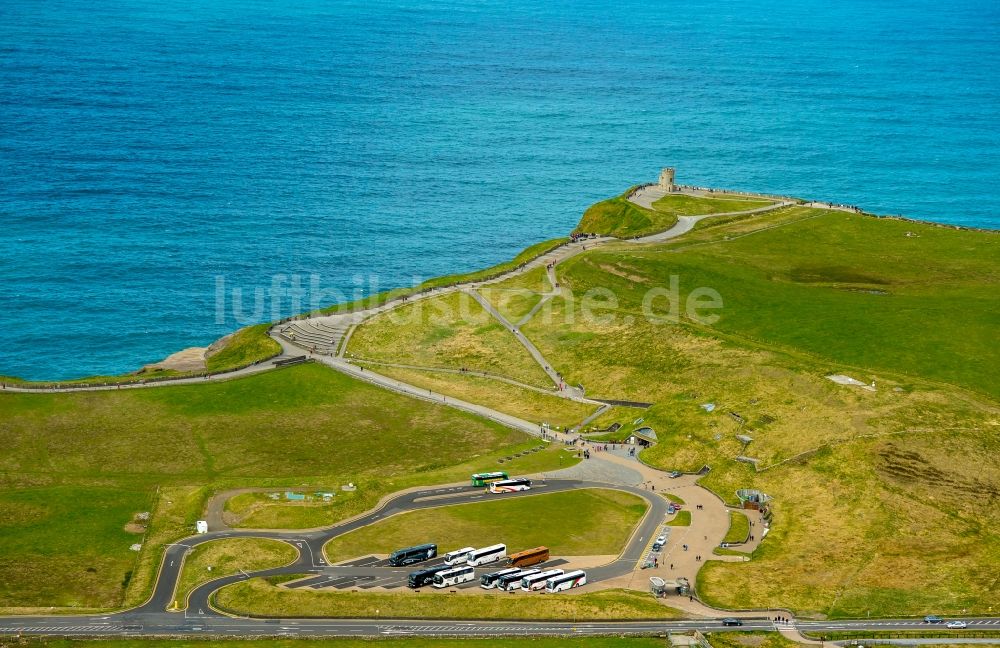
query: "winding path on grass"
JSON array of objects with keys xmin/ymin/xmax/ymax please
[{"xmin": 628, "ymin": 186, "xmax": 796, "ymax": 242}]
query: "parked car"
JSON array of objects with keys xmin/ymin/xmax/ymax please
[
  {"xmin": 669, "ymin": 471, "xmax": 682, "ymax": 478},
  {"xmin": 946, "ymin": 621, "xmax": 967, "ymax": 629},
  {"xmin": 721, "ymin": 618, "xmax": 743, "ymax": 626},
  {"xmin": 924, "ymin": 615, "xmax": 944, "ymax": 624}
]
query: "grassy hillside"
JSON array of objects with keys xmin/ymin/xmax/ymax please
[
  {"xmin": 306, "ymin": 196, "xmax": 999, "ymax": 617},
  {"xmin": 517, "ymin": 206, "xmax": 1000, "ymax": 616},
  {"xmin": 204, "ymin": 323, "xmax": 282, "ymax": 372},
  {"xmin": 0, "ymin": 362, "xmax": 562, "ymax": 611},
  {"xmin": 480, "ymin": 265, "xmax": 552, "ymax": 322},
  {"xmin": 324, "ymin": 488, "xmax": 647, "ymax": 562},
  {"xmin": 575, "ymin": 194, "xmax": 667, "ymax": 238},
  {"xmin": 348, "ymin": 291, "xmax": 553, "ymax": 388},
  {"xmin": 559, "ymin": 208, "xmax": 1000, "ymax": 399}
]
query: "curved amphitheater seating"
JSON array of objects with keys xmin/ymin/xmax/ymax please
[{"xmin": 277, "ymin": 312, "xmax": 368, "ymax": 356}]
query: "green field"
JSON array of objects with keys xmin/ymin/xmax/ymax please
[
  {"xmin": 215, "ymin": 578, "xmax": 680, "ymax": 620},
  {"xmin": 0, "ymin": 362, "xmax": 566, "ymax": 611},
  {"xmin": 222, "ymin": 490, "xmax": 362, "ymax": 530},
  {"xmin": 574, "ymin": 193, "xmax": 673, "ymax": 238},
  {"xmin": 172, "ymin": 538, "xmax": 297, "ymax": 609},
  {"xmin": 369, "ymin": 364, "xmax": 597, "ymax": 430},
  {"xmin": 480, "ymin": 265, "xmax": 553, "ymax": 322},
  {"xmin": 221, "ymin": 442, "xmax": 579, "ymax": 530},
  {"xmin": 558, "ymin": 208, "xmax": 1000, "ymax": 399},
  {"xmin": 665, "ymin": 510, "xmax": 691, "ymax": 527},
  {"xmin": 323, "ymin": 488, "xmax": 648, "ymax": 563},
  {"xmin": 347, "ymin": 291, "xmax": 552, "ymax": 388}
]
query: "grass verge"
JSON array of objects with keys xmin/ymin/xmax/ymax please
[
  {"xmin": 369, "ymin": 364, "xmax": 597, "ymax": 430},
  {"xmin": 666, "ymin": 511, "xmax": 691, "ymax": 526},
  {"xmin": 722, "ymin": 511, "xmax": 749, "ymax": 544},
  {"xmin": 214, "ymin": 578, "xmax": 682, "ymax": 620},
  {"xmin": 172, "ymin": 538, "xmax": 297, "ymax": 609}
]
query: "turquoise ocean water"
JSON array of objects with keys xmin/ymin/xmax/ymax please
[{"xmin": 2, "ymin": 0, "xmax": 998, "ymax": 380}]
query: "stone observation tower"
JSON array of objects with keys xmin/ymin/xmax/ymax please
[{"xmin": 658, "ymin": 167, "xmax": 677, "ymax": 192}]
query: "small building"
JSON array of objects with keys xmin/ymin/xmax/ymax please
[
  {"xmin": 285, "ymin": 491, "xmax": 306, "ymax": 501},
  {"xmin": 651, "ymin": 576, "xmax": 690, "ymax": 596},
  {"xmin": 629, "ymin": 426, "xmax": 658, "ymax": 448},
  {"xmin": 736, "ymin": 488, "xmax": 772, "ymax": 512},
  {"xmin": 195, "ymin": 520, "xmax": 208, "ymax": 534}
]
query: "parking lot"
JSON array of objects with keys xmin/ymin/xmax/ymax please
[{"xmin": 284, "ymin": 555, "xmax": 570, "ymax": 591}]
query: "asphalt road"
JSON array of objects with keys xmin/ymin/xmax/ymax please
[
  {"xmin": 4, "ymin": 615, "xmax": 1000, "ymax": 639},
  {"xmin": 3, "ymin": 479, "xmax": 999, "ymax": 639}
]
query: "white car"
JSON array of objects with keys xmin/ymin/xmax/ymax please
[{"xmin": 946, "ymin": 620, "xmax": 967, "ymax": 629}]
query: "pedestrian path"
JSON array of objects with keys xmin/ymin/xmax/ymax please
[
  {"xmin": 464, "ymin": 288, "xmax": 570, "ymax": 392},
  {"xmin": 627, "ymin": 186, "xmax": 795, "ymax": 243}
]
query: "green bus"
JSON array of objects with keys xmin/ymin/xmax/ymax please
[{"xmin": 471, "ymin": 471, "xmax": 508, "ymax": 487}]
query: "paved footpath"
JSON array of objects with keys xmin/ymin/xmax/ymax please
[
  {"xmin": 578, "ymin": 448, "xmax": 766, "ymax": 618},
  {"xmin": 464, "ymin": 288, "xmax": 575, "ymax": 393},
  {"xmin": 628, "ymin": 186, "xmax": 796, "ymax": 243}
]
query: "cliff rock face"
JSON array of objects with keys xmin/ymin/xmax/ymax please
[
  {"xmin": 140, "ymin": 331, "xmax": 235, "ymax": 373},
  {"xmin": 142, "ymin": 346, "xmax": 208, "ymax": 372}
]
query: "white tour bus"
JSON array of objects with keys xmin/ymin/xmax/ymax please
[
  {"xmin": 521, "ymin": 568, "xmax": 564, "ymax": 591},
  {"xmin": 480, "ymin": 567, "xmax": 522, "ymax": 589},
  {"xmin": 443, "ymin": 546, "xmax": 475, "ymax": 565},
  {"xmin": 545, "ymin": 569, "xmax": 587, "ymax": 593},
  {"xmin": 497, "ymin": 568, "xmax": 538, "ymax": 591},
  {"xmin": 489, "ymin": 477, "xmax": 532, "ymax": 494},
  {"xmin": 466, "ymin": 543, "xmax": 507, "ymax": 566},
  {"xmin": 432, "ymin": 564, "xmax": 475, "ymax": 588}
]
